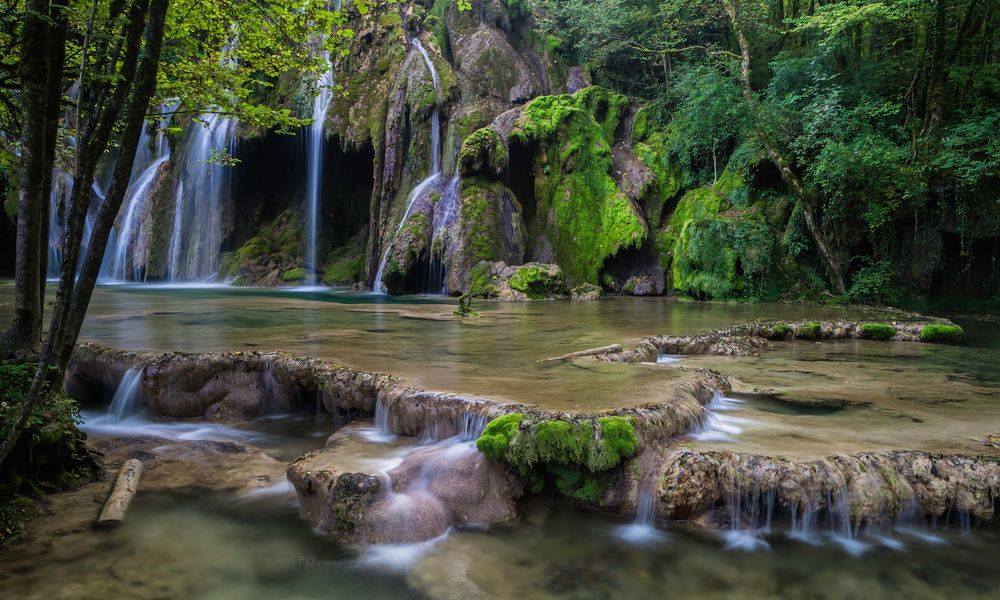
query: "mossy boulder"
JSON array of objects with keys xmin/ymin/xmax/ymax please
[
  {"xmin": 450, "ymin": 178, "xmax": 525, "ymax": 293},
  {"xmin": 663, "ymin": 166, "xmax": 776, "ymax": 300},
  {"xmin": 467, "ymin": 261, "xmax": 566, "ymax": 301},
  {"xmin": 477, "ymin": 413, "xmax": 639, "ymax": 474},
  {"xmin": 919, "ymin": 324, "xmax": 963, "ymax": 343},
  {"xmin": 219, "ymin": 210, "xmax": 304, "ymax": 286},
  {"xmin": 795, "ymin": 321, "xmax": 823, "ymax": 339},
  {"xmin": 509, "ymin": 87, "xmax": 648, "ymax": 287},
  {"xmin": 859, "ymin": 322, "xmax": 897, "ymax": 340},
  {"xmin": 458, "ymin": 127, "xmax": 507, "ymax": 178}
]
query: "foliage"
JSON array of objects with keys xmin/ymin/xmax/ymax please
[
  {"xmin": 1, "ymin": 362, "xmax": 99, "ymax": 543},
  {"xmin": 530, "ymin": 0, "xmax": 1000, "ymax": 305},
  {"xmin": 859, "ymin": 322, "xmax": 896, "ymax": 340}
]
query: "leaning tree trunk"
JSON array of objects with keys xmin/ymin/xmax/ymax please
[
  {"xmin": 0, "ymin": 0, "xmax": 169, "ymax": 471},
  {"xmin": 61, "ymin": 0, "xmax": 170, "ymax": 369},
  {"xmin": 721, "ymin": 0, "xmax": 846, "ymax": 295},
  {"xmin": 0, "ymin": 0, "xmax": 53, "ymax": 359}
]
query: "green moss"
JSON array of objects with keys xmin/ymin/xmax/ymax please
[
  {"xmin": 458, "ymin": 128, "xmax": 507, "ymax": 177},
  {"xmin": 1, "ymin": 362, "xmax": 101, "ymax": 544},
  {"xmin": 634, "ymin": 130, "xmax": 681, "ymax": 226},
  {"xmin": 511, "ymin": 89, "xmax": 647, "ymax": 286},
  {"xmin": 476, "ymin": 413, "xmax": 525, "ymax": 458},
  {"xmin": 377, "ymin": 12, "xmax": 402, "ymax": 27},
  {"xmin": 795, "ymin": 321, "xmax": 822, "ymax": 339},
  {"xmin": 509, "ymin": 264, "xmax": 564, "ymax": 299},
  {"xmin": 860, "ymin": 322, "xmax": 897, "ymax": 340},
  {"xmin": 664, "ymin": 164, "xmax": 776, "ymax": 300},
  {"xmin": 459, "ymin": 178, "xmax": 521, "ymax": 269},
  {"xmin": 771, "ymin": 323, "xmax": 792, "ymax": 339},
  {"xmin": 281, "ymin": 267, "xmax": 306, "ymax": 282},
  {"xmin": 919, "ymin": 324, "xmax": 964, "ymax": 343},
  {"xmin": 222, "ymin": 210, "xmax": 303, "ymax": 280},
  {"xmin": 476, "ymin": 413, "xmax": 638, "ymax": 475}
]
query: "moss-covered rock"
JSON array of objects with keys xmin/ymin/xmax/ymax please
[
  {"xmin": 663, "ymin": 165, "xmax": 777, "ymax": 300},
  {"xmin": 509, "ymin": 263, "xmax": 564, "ymax": 299},
  {"xmin": 220, "ymin": 210, "xmax": 304, "ymax": 286},
  {"xmin": 458, "ymin": 127, "xmax": 507, "ymax": 178},
  {"xmin": 450, "ymin": 177, "xmax": 525, "ymax": 292},
  {"xmin": 477, "ymin": 413, "xmax": 638, "ymax": 474},
  {"xmin": 860, "ymin": 322, "xmax": 897, "ymax": 340},
  {"xmin": 919, "ymin": 324, "xmax": 964, "ymax": 343},
  {"xmin": 509, "ymin": 87, "xmax": 648, "ymax": 287},
  {"xmin": 466, "ymin": 261, "xmax": 565, "ymax": 301}
]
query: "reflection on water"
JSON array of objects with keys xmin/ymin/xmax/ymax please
[
  {"xmin": 2, "ymin": 284, "xmax": 999, "ymax": 597},
  {"xmin": 409, "ymin": 499, "xmax": 1000, "ymax": 600}
]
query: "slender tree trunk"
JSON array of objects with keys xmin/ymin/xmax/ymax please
[
  {"xmin": 722, "ymin": 0, "xmax": 846, "ymax": 294},
  {"xmin": 62, "ymin": 0, "xmax": 170, "ymax": 368},
  {"xmin": 0, "ymin": 0, "xmax": 54, "ymax": 359},
  {"xmin": 37, "ymin": 4, "xmax": 69, "ymax": 332},
  {"xmin": 0, "ymin": 0, "xmax": 169, "ymax": 472}
]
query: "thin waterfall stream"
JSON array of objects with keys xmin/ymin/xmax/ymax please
[{"xmin": 373, "ymin": 38, "xmax": 442, "ymax": 293}]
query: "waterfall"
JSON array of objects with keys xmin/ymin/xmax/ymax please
[
  {"xmin": 692, "ymin": 391, "xmax": 751, "ymax": 443},
  {"xmin": 613, "ymin": 452, "xmax": 668, "ymax": 545},
  {"xmin": 373, "ymin": 38, "xmax": 442, "ymax": 293},
  {"xmin": 102, "ymin": 107, "xmax": 174, "ymax": 282},
  {"xmin": 304, "ymin": 50, "xmax": 335, "ymax": 285},
  {"xmin": 168, "ymin": 112, "xmax": 236, "ymax": 281},
  {"xmin": 427, "ymin": 175, "xmax": 460, "ymax": 293},
  {"xmin": 106, "ymin": 367, "xmax": 146, "ymax": 422}
]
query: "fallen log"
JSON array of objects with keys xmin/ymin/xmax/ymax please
[
  {"xmin": 96, "ymin": 459, "xmax": 144, "ymax": 526},
  {"xmin": 538, "ymin": 344, "xmax": 623, "ymax": 363}
]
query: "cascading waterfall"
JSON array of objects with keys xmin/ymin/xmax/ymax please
[
  {"xmin": 373, "ymin": 38, "xmax": 442, "ymax": 293},
  {"xmin": 303, "ymin": 51, "xmax": 335, "ymax": 285},
  {"xmin": 105, "ymin": 367, "xmax": 146, "ymax": 423},
  {"xmin": 168, "ymin": 112, "xmax": 237, "ymax": 281},
  {"xmin": 102, "ymin": 108, "xmax": 173, "ymax": 281},
  {"xmin": 426, "ymin": 175, "xmax": 460, "ymax": 293}
]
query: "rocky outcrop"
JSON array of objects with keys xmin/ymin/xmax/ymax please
[
  {"xmin": 657, "ymin": 449, "xmax": 1000, "ymax": 527},
  {"xmin": 468, "ymin": 261, "xmax": 566, "ymax": 300},
  {"xmin": 592, "ymin": 318, "xmax": 965, "ymax": 363},
  {"xmin": 66, "ymin": 344, "xmax": 726, "ymax": 445},
  {"xmin": 288, "ymin": 425, "xmax": 518, "ymax": 544}
]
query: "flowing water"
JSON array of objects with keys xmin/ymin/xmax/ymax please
[
  {"xmin": 373, "ymin": 38, "xmax": 442, "ymax": 293},
  {"xmin": 1, "ymin": 283, "xmax": 998, "ymax": 597},
  {"xmin": 304, "ymin": 50, "xmax": 334, "ymax": 285}
]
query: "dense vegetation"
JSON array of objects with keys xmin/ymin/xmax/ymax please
[{"xmin": 535, "ymin": 0, "xmax": 1000, "ymax": 308}]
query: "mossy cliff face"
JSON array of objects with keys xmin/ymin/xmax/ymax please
[
  {"xmin": 507, "ymin": 88, "xmax": 647, "ymax": 288},
  {"xmin": 656, "ymin": 165, "xmax": 777, "ymax": 300}
]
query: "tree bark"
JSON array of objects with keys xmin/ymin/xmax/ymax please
[
  {"xmin": 0, "ymin": 0, "xmax": 169, "ymax": 472},
  {"xmin": 0, "ymin": 0, "xmax": 51, "ymax": 359},
  {"xmin": 61, "ymin": 0, "xmax": 171, "ymax": 368},
  {"xmin": 721, "ymin": 0, "xmax": 846, "ymax": 294},
  {"xmin": 96, "ymin": 459, "xmax": 144, "ymax": 525}
]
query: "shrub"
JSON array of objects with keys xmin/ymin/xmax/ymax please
[{"xmin": 859, "ymin": 322, "xmax": 896, "ymax": 340}]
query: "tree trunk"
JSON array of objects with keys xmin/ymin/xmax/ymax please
[
  {"xmin": 0, "ymin": 0, "xmax": 169, "ymax": 472},
  {"xmin": 721, "ymin": 0, "xmax": 846, "ymax": 294},
  {"xmin": 61, "ymin": 0, "xmax": 171, "ymax": 368},
  {"xmin": 0, "ymin": 0, "xmax": 52, "ymax": 359}
]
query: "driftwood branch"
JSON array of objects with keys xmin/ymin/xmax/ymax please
[{"xmin": 96, "ymin": 459, "xmax": 144, "ymax": 526}]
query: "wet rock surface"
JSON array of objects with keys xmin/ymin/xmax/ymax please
[{"xmin": 658, "ymin": 449, "xmax": 1000, "ymax": 526}]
